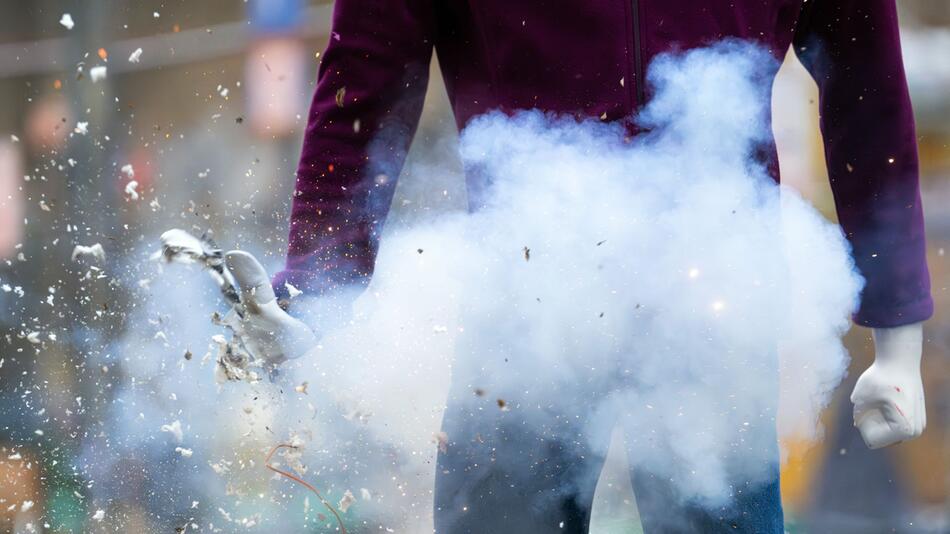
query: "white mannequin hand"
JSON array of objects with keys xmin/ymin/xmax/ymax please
[
  {"xmin": 224, "ymin": 251, "xmax": 318, "ymax": 366},
  {"xmin": 851, "ymin": 322, "xmax": 926, "ymax": 449}
]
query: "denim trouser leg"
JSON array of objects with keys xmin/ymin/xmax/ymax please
[
  {"xmin": 433, "ymin": 341, "xmax": 785, "ymax": 533},
  {"xmin": 630, "ymin": 470, "xmax": 784, "ymax": 533},
  {"xmin": 433, "ymin": 389, "xmax": 607, "ymax": 533}
]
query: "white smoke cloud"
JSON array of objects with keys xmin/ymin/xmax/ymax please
[
  {"xmin": 279, "ymin": 42, "xmax": 863, "ymax": 517},
  {"xmin": 86, "ymin": 41, "xmax": 861, "ymax": 530}
]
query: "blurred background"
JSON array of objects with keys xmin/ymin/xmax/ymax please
[{"xmin": 0, "ymin": 1, "xmax": 946, "ymax": 532}]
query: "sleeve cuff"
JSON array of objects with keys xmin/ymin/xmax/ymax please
[
  {"xmin": 852, "ymin": 295, "xmax": 934, "ymax": 328},
  {"xmin": 271, "ymin": 266, "xmax": 371, "ymax": 302}
]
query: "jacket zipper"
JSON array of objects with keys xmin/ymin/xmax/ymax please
[{"xmin": 631, "ymin": 0, "xmax": 645, "ymax": 108}]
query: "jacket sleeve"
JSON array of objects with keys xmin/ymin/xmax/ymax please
[
  {"xmin": 793, "ymin": 0, "xmax": 933, "ymax": 327},
  {"xmin": 272, "ymin": 0, "xmax": 434, "ymax": 299}
]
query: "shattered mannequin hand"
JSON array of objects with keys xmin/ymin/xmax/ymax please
[
  {"xmin": 224, "ymin": 251, "xmax": 318, "ymax": 366},
  {"xmin": 851, "ymin": 322, "xmax": 926, "ymax": 449}
]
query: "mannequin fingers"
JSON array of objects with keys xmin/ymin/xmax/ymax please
[
  {"xmin": 854, "ymin": 402, "xmax": 914, "ymax": 449},
  {"xmin": 225, "ymin": 251, "xmax": 277, "ymax": 308},
  {"xmin": 854, "ymin": 410, "xmax": 898, "ymax": 449}
]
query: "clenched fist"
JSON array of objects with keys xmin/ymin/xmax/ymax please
[{"xmin": 851, "ymin": 323, "xmax": 926, "ymax": 449}]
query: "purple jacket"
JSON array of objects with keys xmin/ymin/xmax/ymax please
[{"xmin": 274, "ymin": 0, "xmax": 933, "ymax": 328}]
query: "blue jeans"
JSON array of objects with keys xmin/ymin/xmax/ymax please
[{"xmin": 433, "ymin": 379, "xmax": 784, "ymax": 533}]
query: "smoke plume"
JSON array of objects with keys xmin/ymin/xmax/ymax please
[{"xmin": 85, "ymin": 42, "xmax": 862, "ymax": 531}]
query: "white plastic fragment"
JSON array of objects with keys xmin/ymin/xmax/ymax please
[
  {"xmin": 71, "ymin": 243, "xmax": 105, "ymax": 262},
  {"xmin": 128, "ymin": 47, "xmax": 143, "ymax": 63},
  {"xmin": 160, "ymin": 420, "xmax": 183, "ymax": 443},
  {"xmin": 92, "ymin": 510, "xmax": 105, "ymax": 521},
  {"xmin": 59, "ymin": 14, "xmax": 74, "ymax": 30},
  {"xmin": 89, "ymin": 65, "xmax": 107, "ymax": 83},
  {"xmin": 284, "ymin": 281, "xmax": 303, "ymax": 298},
  {"xmin": 338, "ymin": 490, "xmax": 356, "ymax": 513},
  {"xmin": 124, "ymin": 180, "xmax": 139, "ymax": 200}
]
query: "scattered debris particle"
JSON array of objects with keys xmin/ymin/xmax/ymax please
[
  {"xmin": 433, "ymin": 431, "xmax": 449, "ymax": 453},
  {"xmin": 128, "ymin": 47, "xmax": 143, "ymax": 63},
  {"xmin": 523, "ymin": 246, "xmax": 530, "ymax": 261},
  {"xmin": 161, "ymin": 420, "xmax": 184, "ymax": 443},
  {"xmin": 335, "ymin": 87, "xmax": 346, "ymax": 107},
  {"xmin": 89, "ymin": 65, "xmax": 107, "ymax": 83},
  {"xmin": 92, "ymin": 510, "xmax": 105, "ymax": 521},
  {"xmin": 338, "ymin": 490, "xmax": 355, "ymax": 513},
  {"xmin": 124, "ymin": 180, "xmax": 139, "ymax": 200},
  {"xmin": 284, "ymin": 281, "xmax": 303, "ymax": 298},
  {"xmin": 59, "ymin": 13, "xmax": 74, "ymax": 30},
  {"xmin": 295, "ymin": 382, "xmax": 308, "ymax": 395},
  {"xmin": 71, "ymin": 243, "xmax": 105, "ymax": 262}
]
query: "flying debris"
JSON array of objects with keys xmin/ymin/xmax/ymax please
[
  {"xmin": 433, "ymin": 431, "xmax": 449, "ymax": 453},
  {"xmin": 59, "ymin": 13, "xmax": 74, "ymax": 30},
  {"xmin": 211, "ymin": 333, "xmax": 260, "ymax": 384},
  {"xmin": 157, "ymin": 229, "xmax": 241, "ymax": 309},
  {"xmin": 284, "ymin": 281, "xmax": 303, "ymax": 298},
  {"xmin": 89, "ymin": 65, "xmax": 107, "ymax": 83},
  {"xmin": 124, "ymin": 180, "xmax": 139, "ymax": 200},
  {"xmin": 338, "ymin": 490, "xmax": 356, "ymax": 513},
  {"xmin": 128, "ymin": 47, "xmax": 143, "ymax": 63},
  {"xmin": 71, "ymin": 243, "xmax": 105, "ymax": 262},
  {"xmin": 161, "ymin": 420, "xmax": 184, "ymax": 442}
]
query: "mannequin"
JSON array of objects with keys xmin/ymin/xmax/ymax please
[
  {"xmin": 223, "ymin": 250, "xmax": 927, "ymax": 450},
  {"xmin": 853, "ymin": 322, "xmax": 926, "ymax": 448}
]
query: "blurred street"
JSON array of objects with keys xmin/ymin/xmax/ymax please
[{"xmin": 0, "ymin": 1, "xmax": 947, "ymax": 532}]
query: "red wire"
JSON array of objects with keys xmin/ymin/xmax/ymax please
[{"xmin": 264, "ymin": 443, "xmax": 348, "ymax": 533}]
